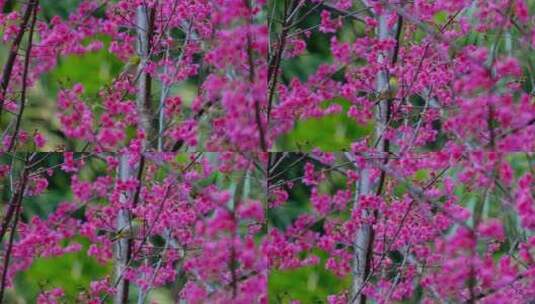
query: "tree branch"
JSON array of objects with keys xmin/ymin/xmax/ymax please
[
  {"xmin": 7, "ymin": 0, "xmax": 38, "ymax": 152},
  {"xmin": 0, "ymin": 0, "xmax": 37, "ymax": 123},
  {"xmin": 0, "ymin": 154, "xmax": 31, "ymax": 303}
]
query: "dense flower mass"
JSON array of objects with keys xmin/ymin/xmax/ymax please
[
  {"xmin": 0, "ymin": 0, "xmax": 533, "ymax": 303},
  {"xmin": 0, "ymin": 153, "xmax": 267, "ymax": 303},
  {"xmin": 0, "ymin": 0, "xmax": 267, "ymax": 152},
  {"xmin": 268, "ymin": 152, "xmax": 535, "ymax": 303},
  {"xmin": 270, "ymin": 0, "xmax": 535, "ymax": 153}
]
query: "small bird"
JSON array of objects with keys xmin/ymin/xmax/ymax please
[
  {"xmin": 110, "ymin": 220, "xmax": 142, "ymax": 242},
  {"xmin": 121, "ymin": 55, "xmax": 142, "ymax": 79},
  {"xmin": 110, "ymin": 226, "xmax": 131, "ymax": 242},
  {"xmin": 372, "ymin": 77, "xmax": 399, "ymax": 102}
]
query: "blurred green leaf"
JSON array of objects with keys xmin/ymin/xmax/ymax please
[
  {"xmin": 276, "ymin": 98, "xmax": 373, "ymax": 151},
  {"xmin": 269, "ymin": 250, "xmax": 349, "ymax": 304},
  {"xmin": 15, "ymin": 237, "xmax": 110, "ymax": 302}
]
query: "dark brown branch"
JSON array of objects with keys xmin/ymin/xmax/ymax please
[
  {"xmin": 391, "ymin": 15, "xmax": 403, "ymax": 67},
  {"xmin": 248, "ymin": 30, "xmax": 267, "ymax": 151},
  {"xmin": 317, "ymin": 3, "xmax": 367, "ymax": 23},
  {"xmin": 229, "ymin": 240, "xmax": 238, "ymax": 298},
  {"xmin": 496, "ymin": 118, "xmax": 535, "ymax": 140},
  {"xmin": 0, "ymin": 0, "xmax": 37, "ymax": 123},
  {"xmin": 170, "ymin": 101, "xmax": 213, "ymax": 152},
  {"xmin": 243, "ymin": 0, "xmax": 267, "ymax": 151},
  {"xmin": 0, "ymin": 162, "xmax": 29, "ymax": 243},
  {"xmin": 7, "ymin": 0, "xmax": 38, "ymax": 152},
  {"xmin": 228, "ymin": 169, "xmax": 247, "ymax": 299},
  {"xmin": 466, "ymin": 272, "xmax": 526, "ymax": 303},
  {"xmin": 0, "ymin": 189, "xmax": 22, "ymax": 304},
  {"xmin": 0, "ymin": 155, "xmax": 31, "ymax": 303},
  {"xmin": 267, "ymin": 0, "xmax": 295, "ymax": 122},
  {"xmin": 487, "ymin": 103, "xmax": 495, "ymax": 150}
]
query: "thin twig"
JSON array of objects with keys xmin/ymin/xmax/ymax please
[
  {"xmin": 7, "ymin": 0, "xmax": 38, "ymax": 152},
  {"xmin": 0, "ymin": 0, "xmax": 37, "ymax": 123}
]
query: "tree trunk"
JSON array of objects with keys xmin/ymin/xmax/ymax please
[
  {"xmin": 349, "ymin": 9, "xmax": 390, "ymax": 304},
  {"xmin": 114, "ymin": 155, "xmax": 132, "ymax": 304},
  {"xmin": 135, "ymin": 5, "xmax": 153, "ymax": 150},
  {"xmin": 350, "ymin": 166, "xmax": 374, "ymax": 304},
  {"xmin": 114, "ymin": 5, "xmax": 153, "ymax": 303}
]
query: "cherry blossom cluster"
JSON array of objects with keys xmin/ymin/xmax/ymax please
[
  {"xmin": 0, "ymin": 152, "xmax": 267, "ymax": 303},
  {"xmin": 0, "ymin": 0, "xmax": 268, "ymax": 152},
  {"xmin": 268, "ymin": 151, "xmax": 535, "ymax": 303},
  {"xmin": 270, "ymin": 0, "xmax": 535, "ymax": 152}
]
